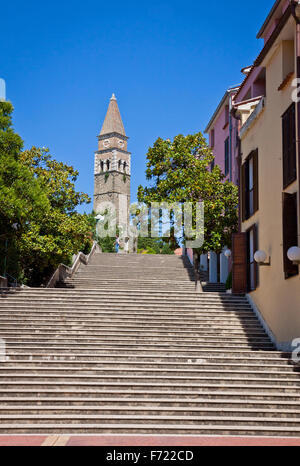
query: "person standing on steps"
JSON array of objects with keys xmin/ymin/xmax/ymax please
[{"xmin": 115, "ymin": 235, "xmax": 120, "ymax": 253}]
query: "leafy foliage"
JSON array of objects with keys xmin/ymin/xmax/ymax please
[
  {"xmin": 137, "ymin": 236, "xmax": 176, "ymax": 255},
  {"xmin": 137, "ymin": 133, "xmax": 239, "ymax": 254},
  {"xmin": 137, "ymin": 132, "xmax": 239, "ymax": 287},
  {"xmin": 0, "ymin": 102, "xmax": 93, "ymax": 286}
]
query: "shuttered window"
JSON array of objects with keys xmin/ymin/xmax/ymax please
[
  {"xmin": 241, "ymin": 149, "xmax": 259, "ymax": 221},
  {"xmin": 282, "ymin": 103, "xmax": 296, "ymax": 189},
  {"xmin": 282, "ymin": 192, "xmax": 299, "ymax": 279}
]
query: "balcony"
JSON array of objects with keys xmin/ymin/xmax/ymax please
[{"xmin": 234, "ymin": 96, "xmax": 266, "ymax": 138}]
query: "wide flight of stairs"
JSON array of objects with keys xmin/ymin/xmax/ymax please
[{"xmin": 0, "ymin": 252, "xmax": 300, "ymax": 436}]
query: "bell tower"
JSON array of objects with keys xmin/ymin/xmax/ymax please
[{"xmin": 94, "ymin": 94, "xmax": 131, "ymax": 228}]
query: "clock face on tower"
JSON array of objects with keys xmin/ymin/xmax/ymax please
[
  {"xmin": 103, "ymin": 139, "xmax": 110, "ymax": 148},
  {"xmin": 118, "ymin": 139, "xmax": 125, "ymax": 148}
]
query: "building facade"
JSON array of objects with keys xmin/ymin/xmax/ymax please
[
  {"xmin": 231, "ymin": 0, "xmax": 300, "ymax": 349},
  {"xmin": 205, "ymin": 85, "xmax": 240, "ymax": 184},
  {"xmin": 198, "ymin": 86, "xmax": 241, "ymax": 284},
  {"xmin": 94, "ymin": 94, "xmax": 131, "ymax": 230}
]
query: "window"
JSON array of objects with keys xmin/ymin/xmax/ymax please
[
  {"xmin": 224, "ymin": 105, "xmax": 229, "ymax": 127},
  {"xmin": 282, "ymin": 103, "xmax": 296, "ymax": 188},
  {"xmin": 235, "ymin": 127, "xmax": 240, "ymax": 147},
  {"xmin": 224, "ymin": 137, "xmax": 229, "ymax": 176},
  {"xmin": 282, "ymin": 40, "xmax": 294, "ymax": 82},
  {"xmin": 210, "ymin": 129, "xmax": 215, "ymax": 148},
  {"xmin": 241, "ymin": 149, "xmax": 259, "ymax": 221},
  {"xmin": 246, "ymin": 224, "xmax": 258, "ymax": 291},
  {"xmin": 282, "ymin": 192, "xmax": 299, "ymax": 279},
  {"xmin": 210, "ymin": 159, "xmax": 215, "ymax": 171}
]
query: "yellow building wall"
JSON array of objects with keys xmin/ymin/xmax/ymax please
[{"xmin": 241, "ymin": 38, "xmax": 300, "ymax": 347}]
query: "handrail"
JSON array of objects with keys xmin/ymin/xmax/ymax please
[
  {"xmin": 5, "ymin": 273, "xmax": 19, "ymax": 287},
  {"xmin": 0, "ymin": 276, "xmax": 8, "ymax": 288},
  {"xmin": 46, "ymin": 241, "xmax": 101, "ymax": 288}
]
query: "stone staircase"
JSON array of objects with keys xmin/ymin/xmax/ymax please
[{"xmin": 0, "ymin": 252, "xmax": 299, "ymax": 436}]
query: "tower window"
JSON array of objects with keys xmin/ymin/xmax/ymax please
[
  {"xmin": 123, "ymin": 162, "xmax": 127, "ymax": 172},
  {"xmin": 106, "ymin": 160, "xmax": 110, "ymax": 170},
  {"xmin": 100, "ymin": 161, "xmax": 104, "ymax": 171}
]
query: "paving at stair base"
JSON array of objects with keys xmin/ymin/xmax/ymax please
[{"xmin": 0, "ymin": 253, "xmax": 299, "ymax": 437}]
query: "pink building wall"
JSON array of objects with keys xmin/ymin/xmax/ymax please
[
  {"xmin": 206, "ymin": 90, "xmax": 240, "ymax": 186},
  {"xmin": 234, "ymin": 67, "xmax": 265, "ymax": 104}
]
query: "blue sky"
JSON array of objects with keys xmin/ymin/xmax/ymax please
[{"xmin": 1, "ymin": 0, "xmax": 275, "ymax": 212}]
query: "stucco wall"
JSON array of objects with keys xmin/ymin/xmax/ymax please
[
  {"xmin": 240, "ymin": 35, "xmax": 300, "ymax": 347},
  {"xmin": 209, "ymin": 94, "xmax": 239, "ymax": 184}
]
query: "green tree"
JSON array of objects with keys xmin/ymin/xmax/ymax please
[
  {"xmin": 0, "ymin": 102, "xmax": 49, "ymax": 236},
  {"xmin": 137, "ymin": 133, "xmax": 238, "ymax": 289},
  {"xmin": 0, "ymin": 102, "xmax": 93, "ymax": 286},
  {"xmin": 0, "ymin": 102, "xmax": 50, "ymax": 280},
  {"xmin": 16, "ymin": 147, "xmax": 92, "ymax": 285}
]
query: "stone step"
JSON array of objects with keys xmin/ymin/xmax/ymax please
[
  {"xmin": 0, "ymin": 309, "xmax": 257, "ymax": 319},
  {"xmin": 0, "ymin": 360, "xmax": 295, "ymax": 371},
  {"xmin": 0, "ymin": 321, "xmax": 267, "ymax": 331},
  {"xmin": 0, "ymin": 336, "xmax": 271, "ymax": 345},
  {"xmin": 0, "ymin": 318, "xmax": 264, "ymax": 327},
  {"xmin": 1, "ymin": 423, "xmax": 300, "ymax": 436},
  {"xmin": 1, "ymin": 405, "xmax": 300, "ymax": 417},
  {"xmin": 0, "ymin": 310, "xmax": 260, "ymax": 320},
  {"xmin": 0, "ymin": 327, "xmax": 268, "ymax": 337},
  {"xmin": 0, "ymin": 366, "xmax": 296, "ymax": 377},
  {"xmin": 1, "ymin": 396, "xmax": 300, "ymax": 408},
  {"xmin": 2, "ymin": 413, "xmax": 300, "ymax": 427},
  {"xmin": 4, "ymin": 343, "xmax": 275, "ymax": 352},
  {"xmin": 11, "ymin": 294, "xmax": 247, "ymax": 304},
  {"xmin": 0, "ymin": 326, "xmax": 268, "ymax": 336},
  {"xmin": 1, "ymin": 388, "xmax": 300, "ymax": 401},
  {"xmin": 4, "ymin": 351, "xmax": 288, "ymax": 361},
  {"xmin": 1, "ymin": 380, "xmax": 299, "ymax": 391},
  {"xmin": 0, "ymin": 324, "xmax": 268, "ymax": 335},
  {"xmin": 0, "ymin": 374, "xmax": 298, "ymax": 385},
  {"xmin": 20, "ymin": 289, "xmax": 243, "ymax": 299},
  {"xmin": 0, "ymin": 302, "xmax": 255, "ymax": 311}
]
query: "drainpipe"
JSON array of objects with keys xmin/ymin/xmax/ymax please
[
  {"xmin": 229, "ymin": 92, "xmax": 233, "ymax": 183},
  {"xmin": 231, "ymin": 106, "xmax": 242, "ymax": 232},
  {"xmin": 291, "ymin": 0, "xmax": 300, "ymax": 244}
]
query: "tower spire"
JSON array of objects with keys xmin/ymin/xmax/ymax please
[{"xmin": 100, "ymin": 93, "xmax": 126, "ymax": 136}]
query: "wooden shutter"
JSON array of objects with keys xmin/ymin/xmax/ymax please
[
  {"xmin": 282, "ymin": 104, "xmax": 297, "ymax": 188},
  {"xmin": 253, "ymin": 224, "xmax": 259, "ymax": 289},
  {"xmin": 241, "ymin": 163, "xmax": 246, "ymax": 222},
  {"xmin": 232, "ymin": 233, "xmax": 247, "ymax": 294},
  {"xmin": 253, "ymin": 150, "xmax": 259, "ymax": 214},
  {"xmin": 282, "ymin": 192, "xmax": 299, "ymax": 279}
]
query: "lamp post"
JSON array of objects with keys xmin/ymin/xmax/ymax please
[
  {"xmin": 287, "ymin": 246, "xmax": 300, "ymax": 265},
  {"xmin": 254, "ymin": 250, "xmax": 271, "ymax": 267},
  {"xmin": 224, "ymin": 249, "xmax": 232, "ymax": 259}
]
